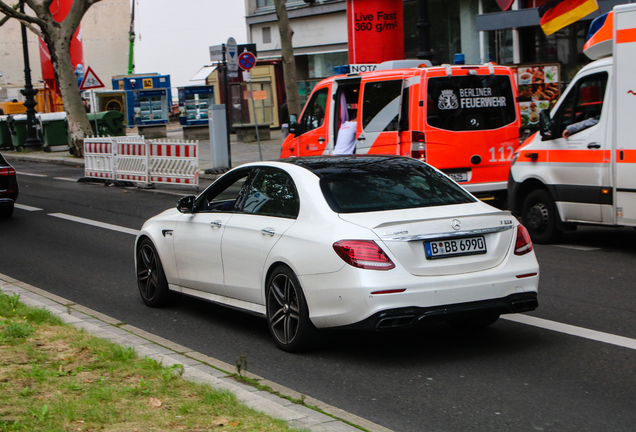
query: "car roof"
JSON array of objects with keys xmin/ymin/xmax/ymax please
[{"xmin": 279, "ymin": 155, "xmax": 425, "ymax": 178}]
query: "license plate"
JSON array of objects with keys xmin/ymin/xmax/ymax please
[
  {"xmin": 447, "ymin": 172, "xmax": 468, "ymax": 183},
  {"xmin": 425, "ymin": 236, "xmax": 487, "ymax": 259}
]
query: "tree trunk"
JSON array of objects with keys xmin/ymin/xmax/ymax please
[
  {"xmin": 45, "ymin": 32, "xmax": 92, "ymax": 157},
  {"xmin": 273, "ymin": 0, "xmax": 300, "ymax": 117}
]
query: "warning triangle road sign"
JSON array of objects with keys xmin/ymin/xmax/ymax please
[{"xmin": 79, "ymin": 66, "xmax": 105, "ymax": 90}]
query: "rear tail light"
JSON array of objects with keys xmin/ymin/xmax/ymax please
[
  {"xmin": 333, "ymin": 240, "xmax": 395, "ymax": 270},
  {"xmin": 514, "ymin": 224, "xmax": 533, "ymax": 256},
  {"xmin": 0, "ymin": 167, "xmax": 16, "ymax": 176},
  {"xmin": 410, "ymin": 131, "xmax": 426, "ymax": 161}
]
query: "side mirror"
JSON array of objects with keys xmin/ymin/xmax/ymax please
[
  {"xmin": 177, "ymin": 195, "xmax": 196, "ymax": 213},
  {"xmin": 539, "ymin": 109, "xmax": 554, "ymax": 141},
  {"xmin": 289, "ymin": 114, "xmax": 298, "ymax": 135}
]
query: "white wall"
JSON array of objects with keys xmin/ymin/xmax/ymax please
[{"xmin": 250, "ymin": 12, "xmax": 347, "ymax": 55}]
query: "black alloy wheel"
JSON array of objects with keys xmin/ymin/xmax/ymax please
[
  {"xmin": 266, "ymin": 266, "xmax": 315, "ymax": 352},
  {"xmin": 522, "ymin": 189, "xmax": 562, "ymax": 244},
  {"xmin": 136, "ymin": 238, "xmax": 173, "ymax": 307}
]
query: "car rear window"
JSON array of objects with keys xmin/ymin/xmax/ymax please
[
  {"xmin": 319, "ymin": 160, "xmax": 475, "ymax": 213},
  {"xmin": 426, "ymin": 75, "xmax": 516, "ymax": 131}
]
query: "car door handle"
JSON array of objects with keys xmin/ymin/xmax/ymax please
[
  {"xmin": 210, "ymin": 220, "xmax": 222, "ymax": 228},
  {"xmin": 318, "ymin": 136, "xmax": 325, "ymax": 143},
  {"xmin": 261, "ymin": 227, "xmax": 275, "ymax": 237},
  {"xmin": 587, "ymin": 142, "xmax": 601, "ymax": 149},
  {"xmin": 357, "ymin": 136, "xmax": 366, "ymax": 141}
]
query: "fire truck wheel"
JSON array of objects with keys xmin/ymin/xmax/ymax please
[{"xmin": 521, "ymin": 189, "xmax": 563, "ymax": 244}]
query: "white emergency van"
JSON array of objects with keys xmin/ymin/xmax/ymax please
[{"xmin": 508, "ymin": 3, "xmax": 636, "ymax": 243}]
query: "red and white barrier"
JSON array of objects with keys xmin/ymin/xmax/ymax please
[
  {"xmin": 84, "ymin": 138, "xmax": 115, "ymax": 180},
  {"xmin": 83, "ymin": 136, "xmax": 199, "ymax": 188},
  {"xmin": 149, "ymin": 140, "xmax": 199, "ymax": 186}
]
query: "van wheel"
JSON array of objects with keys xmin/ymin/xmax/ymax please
[
  {"xmin": 266, "ymin": 266, "xmax": 316, "ymax": 352},
  {"xmin": 522, "ymin": 189, "xmax": 562, "ymax": 244}
]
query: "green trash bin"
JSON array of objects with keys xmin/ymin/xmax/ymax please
[
  {"xmin": 87, "ymin": 111, "xmax": 125, "ymax": 137},
  {"xmin": 7, "ymin": 114, "xmax": 28, "ymax": 149},
  {"xmin": 0, "ymin": 116, "xmax": 13, "ymax": 150},
  {"xmin": 38, "ymin": 112, "xmax": 70, "ymax": 151}
]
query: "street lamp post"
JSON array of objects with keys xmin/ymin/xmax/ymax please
[
  {"xmin": 19, "ymin": 0, "xmax": 43, "ymax": 150},
  {"xmin": 417, "ymin": 0, "xmax": 433, "ymax": 61}
]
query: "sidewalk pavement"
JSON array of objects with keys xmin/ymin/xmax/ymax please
[
  {"xmin": 1, "ymin": 129, "xmax": 394, "ymax": 432},
  {"xmin": 1, "ymin": 126, "xmax": 285, "ymax": 181}
]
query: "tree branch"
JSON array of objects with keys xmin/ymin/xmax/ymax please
[{"xmin": 0, "ymin": 0, "xmax": 44, "ymax": 26}]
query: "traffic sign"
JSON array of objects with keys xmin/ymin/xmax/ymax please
[
  {"xmin": 238, "ymin": 51, "xmax": 256, "ymax": 71},
  {"xmin": 226, "ymin": 37, "xmax": 238, "ymax": 72},
  {"xmin": 79, "ymin": 66, "xmax": 105, "ymax": 90}
]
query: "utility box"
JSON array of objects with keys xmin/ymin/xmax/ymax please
[
  {"xmin": 208, "ymin": 105, "xmax": 229, "ymax": 170},
  {"xmin": 111, "ymin": 73, "xmax": 172, "ymax": 127}
]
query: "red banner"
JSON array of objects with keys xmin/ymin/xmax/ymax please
[
  {"xmin": 347, "ymin": 0, "xmax": 404, "ymax": 65},
  {"xmin": 39, "ymin": 0, "xmax": 85, "ymax": 93}
]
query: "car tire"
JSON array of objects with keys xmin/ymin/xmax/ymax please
[
  {"xmin": 266, "ymin": 265, "xmax": 316, "ymax": 352},
  {"xmin": 0, "ymin": 203, "xmax": 14, "ymax": 218},
  {"xmin": 136, "ymin": 238, "xmax": 175, "ymax": 307},
  {"xmin": 522, "ymin": 189, "xmax": 562, "ymax": 244}
]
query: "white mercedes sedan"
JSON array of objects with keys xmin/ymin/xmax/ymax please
[{"xmin": 135, "ymin": 156, "xmax": 539, "ymax": 352}]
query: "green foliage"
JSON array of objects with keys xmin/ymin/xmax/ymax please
[
  {"xmin": 1, "ymin": 320, "xmax": 35, "ymax": 341},
  {"xmin": 29, "ymin": 405, "xmax": 49, "ymax": 422}
]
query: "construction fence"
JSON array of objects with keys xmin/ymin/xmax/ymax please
[{"xmin": 84, "ymin": 136, "xmax": 199, "ymax": 188}]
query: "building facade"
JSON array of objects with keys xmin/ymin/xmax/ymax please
[{"xmin": 0, "ymin": 0, "xmax": 129, "ymax": 106}]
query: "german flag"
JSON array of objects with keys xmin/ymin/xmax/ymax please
[{"xmin": 539, "ymin": 0, "xmax": 599, "ymax": 36}]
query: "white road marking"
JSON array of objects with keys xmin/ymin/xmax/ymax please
[
  {"xmin": 14, "ymin": 203, "xmax": 43, "ymax": 211},
  {"xmin": 48, "ymin": 213, "xmax": 140, "ymax": 236},
  {"xmin": 503, "ymin": 314, "xmax": 636, "ymax": 351},
  {"xmin": 16, "ymin": 172, "xmax": 47, "ymax": 177},
  {"xmin": 552, "ymin": 245, "xmax": 600, "ymax": 251},
  {"xmin": 53, "ymin": 177, "xmax": 78, "ymax": 182}
]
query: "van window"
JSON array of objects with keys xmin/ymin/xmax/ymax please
[
  {"xmin": 553, "ymin": 72, "xmax": 607, "ymax": 135},
  {"xmin": 426, "ymin": 75, "xmax": 516, "ymax": 131},
  {"xmin": 362, "ymin": 80, "xmax": 402, "ymax": 132},
  {"xmin": 299, "ymin": 87, "xmax": 328, "ymax": 134}
]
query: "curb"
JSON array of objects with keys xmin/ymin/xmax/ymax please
[{"xmin": 0, "ymin": 273, "xmax": 393, "ymax": 432}]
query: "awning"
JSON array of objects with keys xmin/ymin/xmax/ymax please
[{"xmin": 190, "ymin": 65, "xmax": 218, "ymax": 82}]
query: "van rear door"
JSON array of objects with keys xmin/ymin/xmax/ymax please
[
  {"xmin": 614, "ymin": 4, "xmax": 636, "ymax": 226},
  {"xmin": 355, "ymin": 74, "xmax": 404, "ymax": 155}
]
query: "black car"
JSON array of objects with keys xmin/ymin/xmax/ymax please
[{"xmin": 0, "ymin": 152, "xmax": 18, "ymax": 218}]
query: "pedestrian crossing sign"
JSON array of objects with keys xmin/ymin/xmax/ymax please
[{"xmin": 79, "ymin": 66, "xmax": 105, "ymax": 90}]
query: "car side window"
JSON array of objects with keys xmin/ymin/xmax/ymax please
[
  {"xmin": 299, "ymin": 88, "xmax": 328, "ymax": 134},
  {"xmin": 238, "ymin": 168, "xmax": 299, "ymax": 218},
  {"xmin": 195, "ymin": 168, "xmax": 253, "ymax": 213},
  {"xmin": 554, "ymin": 72, "xmax": 607, "ymax": 135}
]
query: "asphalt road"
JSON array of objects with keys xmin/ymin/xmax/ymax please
[{"xmin": 2, "ymin": 160, "xmax": 636, "ymax": 432}]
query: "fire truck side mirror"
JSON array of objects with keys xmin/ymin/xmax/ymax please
[
  {"xmin": 539, "ymin": 110, "xmax": 554, "ymax": 141},
  {"xmin": 289, "ymin": 115, "xmax": 298, "ymax": 136}
]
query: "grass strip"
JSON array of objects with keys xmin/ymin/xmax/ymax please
[{"xmin": 0, "ymin": 291, "xmax": 301, "ymax": 432}]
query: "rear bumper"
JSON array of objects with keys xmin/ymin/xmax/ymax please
[
  {"xmin": 0, "ymin": 197, "xmax": 16, "ymax": 208},
  {"xmin": 335, "ymin": 292, "xmax": 538, "ymax": 331}
]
